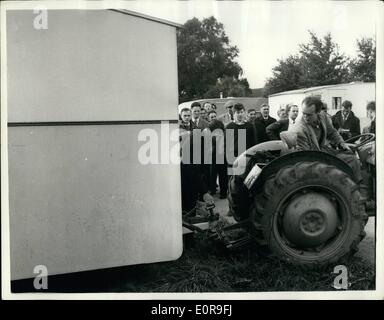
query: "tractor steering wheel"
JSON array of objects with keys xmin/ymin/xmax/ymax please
[{"xmin": 344, "ymin": 133, "xmax": 375, "ymax": 150}]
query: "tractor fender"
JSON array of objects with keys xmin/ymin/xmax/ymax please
[
  {"xmin": 232, "ymin": 140, "xmax": 286, "ymax": 177},
  {"xmin": 251, "ymin": 150, "xmax": 356, "ymax": 192}
]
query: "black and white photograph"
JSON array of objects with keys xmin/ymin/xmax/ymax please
[{"xmin": 1, "ymin": 0, "xmax": 383, "ymax": 299}]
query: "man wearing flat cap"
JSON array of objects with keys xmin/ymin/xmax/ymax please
[{"xmin": 218, "ymin": 100, "xmax": 235, "ymax": 126}]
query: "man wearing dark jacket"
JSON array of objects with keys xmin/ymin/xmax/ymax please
[
  {"xmin": 191, "ymin": 102, "xmax": 209, "ymax": 130},
  {"xmin": 179, "ymin": 108, "xmax": 214, "ymax": 219},
  {"xmin": 253, "ymin": 104, "xmax": 276, "ymax": 143},
  {"xmin": 266, "ymin": 104, "xmax": 299, "ymax": 140},
  {"xmin": 331, "ymin": 100, "xmax": 361, "ymax": 140},
  {"xmin": 208, "ymin": 119, "xmax": 228, "ymax": 198},
  {"xmin": 226, "ymin": 103, "xmax": 258, "ymax": 159},
  {"xmin": 189, "ymin": 102, "xmax": 210, "ymax": 189}
]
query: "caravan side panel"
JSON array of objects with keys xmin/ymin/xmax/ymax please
[{"xmin": 7, "ymin": 10, "xmax": 182, "ymax": 280}]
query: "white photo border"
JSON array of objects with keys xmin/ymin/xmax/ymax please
[{"xmin": 1, "ymin": 0, "xmax": 383, "ymax": 300}]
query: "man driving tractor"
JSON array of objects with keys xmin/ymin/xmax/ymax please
[{"xmin": 290, "ymin": 96, "xmax": 363, "ymax": 186}]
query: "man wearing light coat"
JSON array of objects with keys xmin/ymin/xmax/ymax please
[{"xmin": 290, "ymin": 96, "xmax": 362, "ymax": 183}]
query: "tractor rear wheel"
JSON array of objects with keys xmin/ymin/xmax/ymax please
[
  {"xmin": 253, "ymin": 162, "xmax": 367, "ymax": 266},
  {"xmin": 228, "ymin": 175, "xmax": 253, "ymax": 221}
]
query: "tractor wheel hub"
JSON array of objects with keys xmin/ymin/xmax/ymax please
[{"xmin": 282, "ymin": 192, "xmax": 338, "ymax": 248}]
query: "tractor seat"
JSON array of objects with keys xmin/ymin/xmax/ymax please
[{"xmin": 280, "ymin": 131, "xmax": 298, "ymax": 150}]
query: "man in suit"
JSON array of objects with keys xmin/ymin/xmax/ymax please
[
  {"xmin": 190, "ymin": 102, "xmax": 209, "ymax": 130},
  {"xmin": 208, "ymin": 118, "xmax": 228, "ymax": 198},
  {"xmin": 179, "ymin": 108, "xmax": 214, "ymax": 220},
  {"xmin": 179, "ymin": 107, "xmax": 194, "ymax": 131},
  {"xmin": 253, "ymin": 103, "xmax": 277, "ymax": 143},
  {"xmin": 266, "ymin": 104, "xmax": 299, "ymax": 140},
  {"xmin": 190, "ymin": 102, "xmax": 211, "ymax": 193},
  {"xmin": 218, "ymin": 100, "xmax": 234, "ymax": 126},
  {"xmin": 246, "ymin": 108, "xmax": 257, "ymax": 122},
  {"xmin": 291, "ymin": 96, "xmax": 362, "ymax": 182},
  {"xmin": 331, "ymin": 100, "xmax": 361, "ymax": 140}
]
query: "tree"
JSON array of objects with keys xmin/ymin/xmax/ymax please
[
  {"xmin": 177, "ymin": 17, "xmax": 244, "ymax": 102},
  {"xmin": 263, "ymin": 31, "xmax": 351, "ymax": 95},
  {"xmin": 349, "ymin": 37, "xmax": 376, "ymax": 82},
  {"xmin": 263, "ymin": 54, "xmax": 304, "ymax": 96},
  {"xmin": 299, "ymin": 31, "xmax": 350, "ymax": 87},
  {"xmin": 203, "ymin": 76, "xmax": 252, "ymax": 98}
]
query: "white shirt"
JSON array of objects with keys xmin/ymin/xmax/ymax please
[
  {"xmin": 288, "ymin": 118, "xmax": 296, "ymax": 130},
  {"xmin": 192, "ymin": 118, "xmax": 199, "ymax": 127}
]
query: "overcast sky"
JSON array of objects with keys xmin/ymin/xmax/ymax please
[{"xmin": 121, "ymin": 0, "xmax": 379, "ymax": 88}]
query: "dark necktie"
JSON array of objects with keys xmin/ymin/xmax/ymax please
[{"xmin": 342, "ymin": 114, "xmax": 348, "ymax": 126}]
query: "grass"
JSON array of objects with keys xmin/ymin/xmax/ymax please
[
  {"xmin": 107, "ymin": 220, "xmax": 375, "ymax": 292},
  {"xmin": 12, "ymin": 217, "xmax": 374, "ymax": 293}
]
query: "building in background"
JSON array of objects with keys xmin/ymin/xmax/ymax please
[{"xmin": 268, "ymin": 82, "xmax": 375, "ymax": 128}]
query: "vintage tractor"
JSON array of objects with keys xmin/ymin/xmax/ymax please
[
  {"xmin": 226, "ymin": 132, "xmax": 376, "ymax": 266},
  {"xmin": 184, "ymin": 132, "xmax": 375, "ymax": 267}
]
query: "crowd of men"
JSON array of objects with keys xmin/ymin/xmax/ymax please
[{"xmin": 179, "ymin": 98, "xmax": 376, "ymax": 221}]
